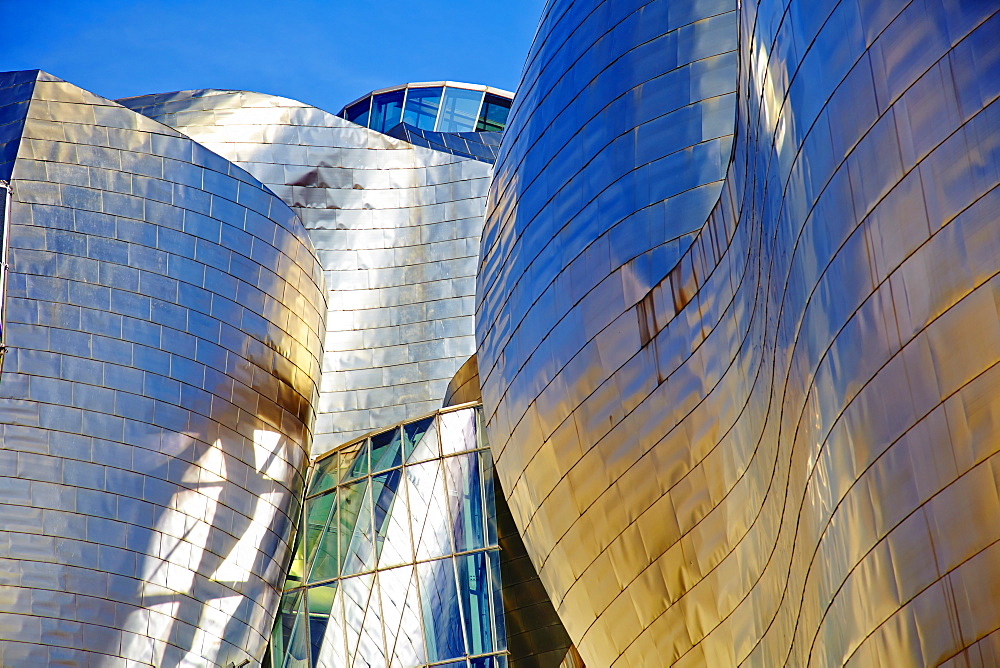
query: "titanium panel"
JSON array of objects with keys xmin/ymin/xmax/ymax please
[
  {"xmin": 122, "ymin": 89, "xmax": 496, "ymax": 454},
  {"xmin": 476, "ymin": 0, "xmax": 1000, "ymax": 666},
  {"xmin": 0, "ymin": 71, "xmax": 326, "ymax": 667}
]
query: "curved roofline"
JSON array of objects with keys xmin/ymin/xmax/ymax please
[{"xmin": 338, "ymin": 81, "xmax": 514, "ymax": 115}]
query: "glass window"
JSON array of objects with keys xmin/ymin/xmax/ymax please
[
  {"xmin": 418, "ymin": 557, "xmax": 464, "ymax": 662},
  {"xmin": 444, "ymin": 452, "xmax": 485, "ymax": 552},
  {"xmin": 476, "ymin": 94, "xmax": 512, "ymax": 132},
  {"xmin": 370, "ymin": 90, "xmax": 405, "ymax": 133},
  {"xmin": 457, "ymin": 552, "xmax": 493, "ymax": 656},
  {"xmin": 343, "ymin": 98, "xmax": 371, "ymax": 128},
  {"xmin": 402, "ymin": 86, "xmax": 443, "ymax": 131},
  {"xmin": 405, "ymin": 416, "xmax": 438, "ymax": 462},
  {"xmin": 437, "ymin": 87, "xmax": 484, "ymax": 133},
  {"xmin": 306, "ymin": 584, "xmax": 340, "ymax": 665},
  {"xmin": 371, "ymin": 427, "xmax": 402, "ymax": 472},
  {"xmin": 340, "ymin": 479, "xmax": 375, "ymax": 576}
]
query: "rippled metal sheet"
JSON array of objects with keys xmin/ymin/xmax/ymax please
[
  {"xmin": 0, "ymin": 70, "xmax": 326, "ymax": 667},
  {"xmin": 476, "ymin": 0, "xmax": 1000, "ymax": 666},
  {"xmin": 120, "ymin": 89, "xmax": 496, "ymax": 455},
  {"xmin": 274, "ymin": 404, "xmax": 507, "ymax": 667}
]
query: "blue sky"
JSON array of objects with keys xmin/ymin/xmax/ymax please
[{"xmin": 2, "ymin": 0, "xmax": 544, "ymax": 113}]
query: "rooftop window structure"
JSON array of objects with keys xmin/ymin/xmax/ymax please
[{"xmin": 340, "ymin": 83, "xmax": 513, "ymax": 135}]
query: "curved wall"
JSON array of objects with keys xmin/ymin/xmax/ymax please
[
  {"xmin": 477, "ymin": 1, "xmax": 1000, "ymax": 666},
  {"xmin": 122, "ymin": 90, "xmax": 495, "ymax": 453},
  {"xmin": 0, "ymin": 71, "xmax": 325, "ymax": 667}
]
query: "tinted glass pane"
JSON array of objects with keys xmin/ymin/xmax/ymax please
[
  {"xmin": 402, "ymin": 86, "xmax": 442, "ymax": 131},
  {"xmin": 440, "ymin": 409, "xmax": 477, "ymax": 455},
  {"xmin": 305, "ymin": 493, "xmax": 335, "ymax": 564},
  {"xmin": 481, "ymin": 449, "xmax": 498, "ymax": 548},
  {"xmin": 286, "ymin": 524, "xmax": 305, "ymax": 588},
  {"xmin": 279, "ymin": 590, "xmax": 309, "ymax": 668},
  {"xmin": 488, "ymin": 550, "xmax": 506, "ymax": 651},
  {"xmin": 407, "ymin": 460, "xmax": 453, "ymax": 560},
  {"xmin": 418, "ymin": 557, "xmax": 464, "ymax": 662},
  {"xmin": 457, "ymin": 552, "xmax": 492, "ymax": 656},
  {"xmin": 370, "ymin": 90, "xmax": 405, "ymax": 133},
  {"xmin": 444, "ymin": 452, "xmax": 485, "ymax": 552},
  {"xmin": 372, "ymin": 468, "xmax": 409, "ymax": 567},
  {"xmin": 312, "ymin": 584, "xmax": 348, "ymax": 666},
  {"xmin": 371, "ymin": 427, "xmax": 402, "ymax": 472},
  {"xmin": 341, "ymin": 479, "xmax": 375, "ymax": 575},
  {"xmin": 308, "ymin": 456, "xmax": 339, "ymax": 496},
  {"xmin": 307, "ymin": 583, "xmax": 338, "ymax": 665},
  {"xmin": 437, "ymin": 87, "xmax": 483, "ymax": 132},
  {"xmin": 344, "ymin": 98, "xmax": 371, "ymax": 127},
  {"xmin": 405, "ymin": 416, "xmax": 438, "ymax": 462},
  {"xmin": 476, "ymin": 93, "xmax": 511, "ymax": 132},
  {"xmin": 341, "ymin": 439, "xmax": 369, "ymax": 481}
]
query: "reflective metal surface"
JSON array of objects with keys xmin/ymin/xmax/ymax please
[
  {"xmin": 274, "ymin": 403, "xmax": 508, "ymax": 668},
  {"xmin": 0, "ymin": 70, "xmax": 326, "ymax": 667},
  {"xmin": 122, "ymin": 89, "xmax": 497, "ymax": 453},
  {"xmin": 476, "ymin": 0, "xmax": 1000, "ymax": 666}
]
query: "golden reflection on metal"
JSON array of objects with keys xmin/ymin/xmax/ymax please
[{"xmin": 476, "ymin": 1, "xmax": 1000, "ymax": 666}]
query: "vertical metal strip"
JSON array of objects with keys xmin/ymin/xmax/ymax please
[{"xmin": 0, "ymin": 180, "xmax": 11, "ymax": 374}]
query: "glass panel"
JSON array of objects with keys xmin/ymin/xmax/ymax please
[
  {"xmin": 372, "ymin": 468, "xmax": 411, "ymax": 569},
  {"xmin": 308, "ymin": 456, "xmax": 339, "ymax": 496},
  {"xmin": 407, "ymin": 460, "xmax": 453, "ymax": 560},
  {"xmin": 471, "ymin": 656, "xmax": 498, "ymax": 668},
  {"xmin": 305, "ymin": 492, "xmax": 336, "ymax": 575},
  {"xmin": 440, "ymin": 408, "xmax": 477, "ymax": 455},
  {"xmin": 481, "ymin": 449, "xmax": 498, "ymax": 548},
  {"xmin": 405, "ymin": 416, "xmax": 439, "ymax": 463},
  {"xmin": 476, "ymin": 93, "xmax": 511, "ymax": 132},
  {"xmin": 371, "ymin": 427, "xmax": 403, "ymax": 473},
  {"xmin": 343, "ymin": 98, "xmax": 371, "ymax": 128},
  {"xmin": 278, "ymin": 590, "xmax": 309, "ymax": 668},
  {"xmin": 370, "ymin": 89, "xmax": 405, "ymax": 133},
  {"xmin": 341, "ymin": 439, "xmax": 369, "ymax": 482},
  {"xmin": 402, "ymin": 86, "xmax": 443, "ymax": 131},
  {"xmin": 457, "ymin": 552, "xmax": 492, "ymax": 656},
  {"xmin": 436, "ymin": 88, "xmax": 483, "ymax": 133},
  {"xmin": 286, "ymin": 524, "xmax": 306, "ymax": 588},
  {"xmin": 444, "ymin": 453, "xmax": 485, "ymax": 552},
  {"xmin": 418, "ymin": 557, "xmax": 464, "ymax": 663},
  {"xmin": 313, "ymin": 584, "xmax": 348, "ymax": 668},
  {"xmin": 379, "ymin": 565, "xmax": 426, "ymax": 666},
  {"xmin": 341, "ymin": 573, "xmax": 385, "ymax": 667},
  {"xmin": 341, "ymin": 478, "xmax": 375, "ymax": 576},
  {"xmin": 307, "ymin": 583, "xmax": 337, "ymax": 666},
  {"xmin": 488, "ymin": 550, "xmax": 506, "ymax": 652}
]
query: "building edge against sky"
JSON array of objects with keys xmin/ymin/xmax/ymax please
[
  {"xmin": 0, "ymin": 70, "xmax": 326, "ymax": 667},
  {"xmin": 477, "ymin": 0, "xmax": 1000, "ymax": 666},
  {"xmin": 0, "ymin": 0, "xmax": 998, "ymax": 667}
]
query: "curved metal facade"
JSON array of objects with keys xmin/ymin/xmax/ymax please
[
  {"xmin": 0, "ymin": 71, "xmax": 325, "ymax": 667},
  {"xmin": 122, "ymin": 90, "xmax": 496, "ymax": 454},
  {"xmin": 477, "ymin": 1, "xmax": 1000, "ymax": 666}
]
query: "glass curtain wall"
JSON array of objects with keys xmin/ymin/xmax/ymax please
[{"xmin": 271, "ymin": 404, "xmax": 507, "ymax": 668}]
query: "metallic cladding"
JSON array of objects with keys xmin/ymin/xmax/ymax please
[
  {"xmin": 0, "ymin": 71, "xmax": 326, "ymax": 667},
  {"xmin": 121, "ymin": 90, "xmax": 495, "ymax": 454},
  {"xmin": 476, "ymin": 1, "xmax": 1000, "ymax": 666}
]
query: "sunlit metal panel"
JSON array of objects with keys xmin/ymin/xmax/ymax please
[
  {"xmin": 476, "ymin": 0, "xmax": 1000, "ymax": 666},
  {"xmin": 0, "ymin": 70, "xmax": 326, "ymax": 667}
]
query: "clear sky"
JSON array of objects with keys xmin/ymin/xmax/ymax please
[{"xmin": 1, "ymin": 0, "xmax": 545, "ymax": 114}]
